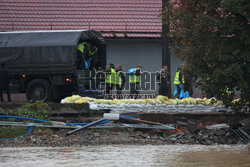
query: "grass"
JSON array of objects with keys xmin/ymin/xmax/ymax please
[{"xmin": 0, "ymin": 127, "xmax": 29, "ymax": 139}]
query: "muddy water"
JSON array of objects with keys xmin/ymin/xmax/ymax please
[{"xmin": 0, "ymin": 145, "xmax": 249, "ymax": 167}]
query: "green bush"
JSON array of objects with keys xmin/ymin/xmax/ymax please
[{"xmin": 16, "ymin": 101, "xmax": 50, "ymax": 121}]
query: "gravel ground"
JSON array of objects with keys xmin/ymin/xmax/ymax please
[{"xmin": 0, "ymin": 126, "xmax": 243, "ymax": 147}]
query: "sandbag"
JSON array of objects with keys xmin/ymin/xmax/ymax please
[
  {"xmin": 85, "ymin": 57, "xmax": 92, "ymax": 70},
  {"xmin": 179, "ymin": 87, "xmax": 185, "ymax": 99},
  {"xmin": 184, "ymin": 91, "xmax": 190, "ymax": 98},
  {"xmin": 128, "ymin": 68, "xmax": 137, "ymax": 75},
  {"xmin": 174, "ymin": 88, "xmax": 178, "ymax": 97}
]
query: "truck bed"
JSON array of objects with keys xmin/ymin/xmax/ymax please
[{"xmin": 7, "ymin": 64, "xmax": 76, "ymax": 75}]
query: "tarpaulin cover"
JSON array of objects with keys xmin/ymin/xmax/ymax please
[{"xmin": 0, "ymin": 30, "xmax": 105, "ymax": 66}]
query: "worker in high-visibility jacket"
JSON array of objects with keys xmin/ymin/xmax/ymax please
[
  {"xmin": 221, "ymin": 88, "xmax": 234, "ymax": 101},
  {"xmin": 129, "ymin": 65, "xmax": 142, "ymax": 99},
  {"xmin": 77, "ymin": 42, "xmax": 98, "ymax": 70},
  {"xmin": 87, "ymin": 44, "xmax": 98, "ymax": 69},
  {"xmin": 115, "ymin": 65, "xmax": 126, "ymax": 99},
  {"xmin": 104, "ymin": 63, "xmax": 116, "ymax": 98},
  {"xmin": 174, "ymin": 65, "xmax": 185, "ymax": 98},
  {"xmin": 77, "ymin": 42, "xmax": 89, "ymax": 69}
]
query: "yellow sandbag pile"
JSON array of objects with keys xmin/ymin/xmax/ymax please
[
  {"xmin": 96, "ymin": 99, "xmax": 113, "ymax": 105},
  {"xmin": 145, "ymin": 99, "xmax": 155, "ymax": 105},
  {"xmin": 119, "ymin": 99, "xmax": 136, "ymax": 104},
  {"xmin": 64, "ymin": 95, "xmax": 82, "ymax": 103},
  {"xmin": 175, "ymin": 99, "xmax": 186, "ymax": 105},
  {"xmin": 63, "ymin": 95, "xmax": 94, "ymax": 104},
  {"xmin": 155, "ymin": 95, "xmax": 166, "ymax": 103},
  {"xmin": 167, "ymin": 99, "xmax": 178, "ymax": 105},
  {"xmin": 183, "ymin": 97, "xmax": 197, "ymax": 104},
  {"xmin": 62, "ymin": 95, "xmax": 231, "ymax": 106},
  {"xmin": 74, "ymin": 99, "xmax": 87, "ymax": 104},
  {"xmin": 135, "ymin": 99, "xmax": 147, "ymax": 104}
]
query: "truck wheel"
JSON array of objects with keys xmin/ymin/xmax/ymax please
[{"xmin": 26, "ymin": 79, "xmax": 52, "ymax": 102}]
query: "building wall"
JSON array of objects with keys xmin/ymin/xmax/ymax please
[
  {"xmin": 106, "ymin": 39, "xmax": 162, "ymax": 72},
  {"xmin": 105, "ymin": 38, "xmax": 201, "ymax": 96}
]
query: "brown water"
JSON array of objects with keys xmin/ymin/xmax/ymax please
[{"xmin": 0, "ymin": 145, "xmax": 249, "ymax": 167}]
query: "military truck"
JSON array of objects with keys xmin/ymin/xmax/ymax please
[{"xmin": 0, "ymin": 30, "xmax": 106, "ymax": 101}]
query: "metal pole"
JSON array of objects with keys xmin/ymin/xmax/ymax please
[
  {"xmin": 0, "ymin": 122, "xmax": 176, "ymax": 130},
  {"xmin": 162, "ymin": 0, "xmax": 171, "ymax": 97},
  {"xmin": 66, "ymin": 118, "xmax": 105, "ymax": 136},
  {"xmin": 120, "ymin": 116, "xmax": 161, "ymax": 125}
]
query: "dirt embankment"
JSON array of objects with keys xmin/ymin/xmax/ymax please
[
  {"xmin": 0, "ymin": 123, "xmax": 248, "ymax": 147},
  {"xmin": 0, "ymin": 103, "xmax": 249, "ymax": 147}
]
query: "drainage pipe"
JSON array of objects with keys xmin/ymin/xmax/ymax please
[{"xmin": 66, "ymin": 118, "xmax": 105, "ymax": 136}]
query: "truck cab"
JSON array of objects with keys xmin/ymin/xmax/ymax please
[{"xmin": 0, "ymin": 30, "xmax": 106, "ymax": 102}]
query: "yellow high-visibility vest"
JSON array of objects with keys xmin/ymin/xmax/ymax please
[
  {"xmin": 129, "ymin": 74, "xmax": 141, "ymax": 83},
  {"xmin": 174, "ymin": 70, "xmax": 185, "ymax": 84},
  {"xmin": 77, "ymin": 42, "xmax": 88, "ymax": 53},
  {"xmin": 115, "ymin": 71, "xmax": 123, "ymax": 85},
  {"xmin": 105, "ymin": 68, "xmax": 116, "ymax": 84}
]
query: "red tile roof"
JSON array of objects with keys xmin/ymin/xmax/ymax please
[{"xmin": 0, "ymin": 0, "xmax": 162, "ymax": 38}]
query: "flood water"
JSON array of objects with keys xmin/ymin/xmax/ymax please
[{"xmin": 0, "ymin": 145, "xmax": 249, "ymax": 167}]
